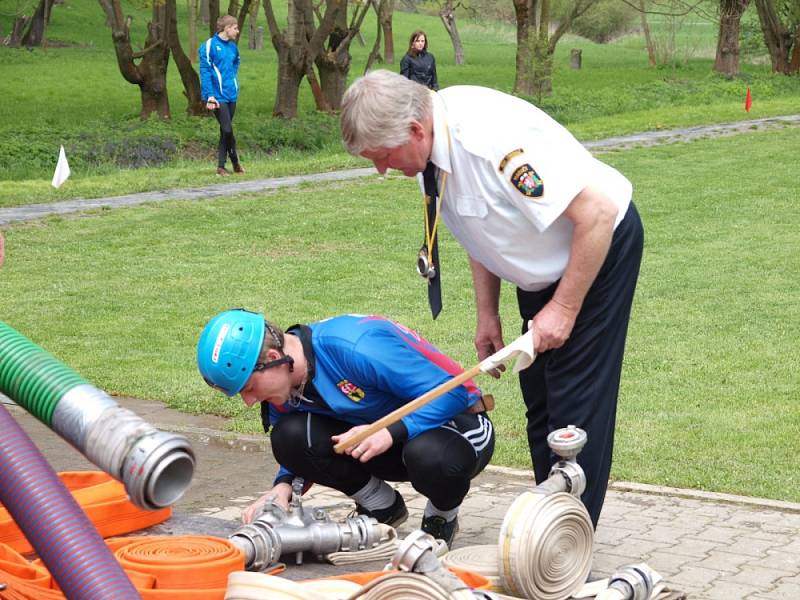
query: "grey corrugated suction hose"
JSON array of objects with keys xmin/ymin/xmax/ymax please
[{"xmin": 0, "ymin": 320, "xmax": 195, "ymax": 509}]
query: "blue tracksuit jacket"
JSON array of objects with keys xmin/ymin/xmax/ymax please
[
  {"xmin": 199, "ymin": 33, "xmax": 240, "ymax": 103},
  {"xmin": 265, "ymin": 315, "xmax": 484, "ymax": 484}
]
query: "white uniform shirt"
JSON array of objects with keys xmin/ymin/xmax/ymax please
[{"xmin": 424, "ymin": 86, "xmax": 632, "ymax": 292}]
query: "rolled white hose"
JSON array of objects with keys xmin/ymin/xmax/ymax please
[
  {"xmin": 498, "ymin": 491, "xmax": 593, "ymax": 600},
  {"xmin": 225, "ymin": 570, "xmax": 360, "ymax": 600},
  {"xmin": 346, "ymin": 571, "xmax": 476, "ymax": 600},
  {"xmin": 442, "ymin": 545, "xmax": 504, "ymax": 592}
]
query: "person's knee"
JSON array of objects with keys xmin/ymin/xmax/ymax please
[
  {"xmin": 404, "ymin": 438, "xmax": 473, "ymax": 482},
  {"xmin": 270, "ymin": 413, "xmax": 307, "ymax": 465}
]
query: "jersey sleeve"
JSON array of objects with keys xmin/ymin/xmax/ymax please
[
  {"xmin": 198, "ymin": 40, "xmax": 213, "ymax": 101},
  {"xmin": 496, "ymin": 139, "xmax": 594, "ymax": 232}
]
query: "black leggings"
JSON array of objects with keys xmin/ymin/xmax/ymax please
[
  {"xmin": 271, "ymin": 411, "xmax": 495, "ymax": 511},
  {"xmin": 213, "ymin": 102, "xmax": 238, "ymax": 168}
]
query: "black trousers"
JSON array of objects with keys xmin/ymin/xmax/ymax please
[
  {"xmin": 271, "ymin": 411, "xmax": 494, "ymax": 511},
  {"xmin": 517, "ymin": 202, "xmax": 643, "ymax": 528},
  {"xmin": 213, "ymin": 101, "xmax": 238, "ymax": 168}
]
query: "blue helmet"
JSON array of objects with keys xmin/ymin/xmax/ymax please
[{"xmin": 197, "ymin": 309, "xmax": 265, "ymax": 396}]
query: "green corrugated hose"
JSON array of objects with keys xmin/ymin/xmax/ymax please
[{"xmin": 0, "ymin": 321, "xmax": 87, "ymax": 426}]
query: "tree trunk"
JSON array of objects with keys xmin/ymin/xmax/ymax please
[
  {"xmin": 378, "ymin": 0, "xmax": 394, "ymax": 63},
  {"xmin": 440, "ymin": 1, "xmax": 464, "ymax": 65},
  {"xmin": 274, "ymin": 46, "xmax": 306, "ymax": 117},
  {"xmin": 189, "ymin": 0, "xmax": 199, "ymax": 63},
  {"xmin": 713, "ymin": 0, "xmax": 750, "ymax": 76},
  {"xmin": 201, "ymin": 0, "xmax": 210, "ymax": 24},
  {"xmin": 167, "ymin": 0, "xmax": 205, "ymax": 115},
  {"xmin": 6, "ymin": 16, "xmax": 32, "ymax": 47},
  {"xmin": 639, "ymin": 0, "xmax": 656, "ymax": 66},
  {"xmin": 235, "ymin": 0, "xmax": 253, "ymax": 33},
  {"xmin": 365, "ymin": 4, "xmax": 383, "ymax": 72},
  {"xmin": 512, "ymin": 0, "xmax": 533, "ymax": 95},
  {"xmin": 21, "ymin": 0, "xmax": 52, "ymax": 48},
  {"xmin": 754, "ymin": 0, "xmax": 798, "ymax": 74},
  {"xmin": 209, "ymin": 0, "xmax": 220, "ymax": 36},
  {"xmin": 248, "ymin": 0, "xmax": 260, "ymax": 49},
  {"xmin": 99, "ymin": 0, "xmax": 172, "ymax": 119}
]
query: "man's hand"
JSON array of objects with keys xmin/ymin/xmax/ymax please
[
  {"xmin": 241, "ymin": 482, "xmax": 292, "ymax": 524},
  {"xmin": 206, "ymin": 96, "xmax": 220, "ymax": 110},
  {"xmin": 332, "ymin": 426, "xmax": 393, "ymax": 462},
  {"xmin": 475, "ymin": 313, "xmax": 506, "ymax": 378},
  {"xmin": 529, "ymin": 299, "xmax": 577, "ymax": 353}
]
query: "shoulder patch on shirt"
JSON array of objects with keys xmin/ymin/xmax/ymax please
[
  {"xmin": 498, "ymin": 148, "xmax": 524, "ymax": 172},
  {"xmin": 337, "ymin": 379, "xmax": 365, "ymax": 403},
  {"xmin": 511, "ymin": 164, "xmax": 544, "ymax": 198}
]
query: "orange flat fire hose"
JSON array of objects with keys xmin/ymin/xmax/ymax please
[
  {"xmin": 0, "ymin": 471, "xmax": 171, "ymax": 554},
  {"xmin": 2, "ymin": 537, "xmax": 246, "ymax": 600},
  {"xmin": 109, "ymin": 535, "xmax": 245, "ymax": 599},
  {"xmin": 0, "ymin": 471, "xmax": 244, "ymax": 599}
]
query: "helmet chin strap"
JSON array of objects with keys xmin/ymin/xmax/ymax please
[{"xmin": 253, "ymin": 320, "xmax": 295, "ymax": 373}]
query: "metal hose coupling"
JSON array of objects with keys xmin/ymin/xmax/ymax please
[
  {"xmin": 53, "ymin": 384, "xmax": 195, "ymax": 510},
  {"xmin": 539, "ymin": 425, "xmax": 588, "ymax": 498},
  {"xmin": 229, "ymin": 484, "xmax": 384, "ymax": 571},
  {"xmin": 596, "ymin": 563, "xmax": 659, "ymax": 600},
  {"xmin": 389, "ymin": 530, "xmax": 481, "ymax": 600}
]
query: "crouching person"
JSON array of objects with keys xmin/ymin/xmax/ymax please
[{"xmin": 197, "ymin": 309, "xmax": 495, "ymax": 548}]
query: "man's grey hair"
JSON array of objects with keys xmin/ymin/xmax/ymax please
[{"xmin": 340, "ymin": 70, "xmax": 433, "ymax": 155}]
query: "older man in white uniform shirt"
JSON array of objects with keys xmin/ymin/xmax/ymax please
[{"xmin": 340, "ymin": 70, "xmax": 643, "ymax": 528}]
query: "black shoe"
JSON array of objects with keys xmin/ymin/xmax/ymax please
[
  {"xmin": 421, "ymin": 515, "xmax": 459, "ymax": 548},
  {"xmin": 355, "ymin": 490, "xmax": 408, "ymax": 527}
]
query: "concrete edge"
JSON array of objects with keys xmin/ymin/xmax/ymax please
[
  {"xmin": 482, "ymin": 462, "xmax": 800, "ymax": 514},
  {"xmin": 169, "ymin": 422, "xmax": 800, "ymax": 515}
]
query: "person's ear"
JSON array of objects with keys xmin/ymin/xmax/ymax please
[{"xmin": 409, "ymin": 120, "xmax": 426, "ymax": 141}]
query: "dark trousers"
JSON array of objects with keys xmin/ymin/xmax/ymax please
[
  {"xmin": 213, "ymin": 101, "xmax": 238, "ymax": 168},
  {"xmin": 271, "ymin": 411, "xmax": 494, "ymax": 511},
  {"xmin": 517, "ymin": 202, "xmax": 643, "ymax": 528}
]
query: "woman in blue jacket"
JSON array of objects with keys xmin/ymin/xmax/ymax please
[
  {"xmin": 197, "ymin": 309, "xmax": 495, "ymax": 548},
  {"xmin": 400, "ymin": 30, "xmax": 438, "ymax": 90},
  {"xmin": 199, "ymin": 15, "xmax": 243, "ymax": 176}
]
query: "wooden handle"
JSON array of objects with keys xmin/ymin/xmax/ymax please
[{"xmin": 333, "ymin": 364, "xmax": 482, "ymax": 454}]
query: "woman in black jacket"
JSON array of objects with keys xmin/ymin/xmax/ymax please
[{"xmin": 400, "ymin": 31, "xmax": 438, "ymax": 90}]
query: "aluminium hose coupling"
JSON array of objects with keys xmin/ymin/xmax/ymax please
[
  {"xmin": 53, "ymin": 384, "xmax": 195, "ymax": 510},
  {"xmin": 391, "ymin": 531, "xmax": 475, "ymax": 598},
  {"xmin": 605, "ymin": 563, "xmax": 658, "ymax": 600},
  {"xmin": 545, "ymin": 425, "xmax": 588, "ymax": 497}
]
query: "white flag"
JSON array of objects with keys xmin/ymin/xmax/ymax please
[{"xmin": 51, "ymin": 145, "xmax": 71, "ymax": 189}]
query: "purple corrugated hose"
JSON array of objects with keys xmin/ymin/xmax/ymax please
[{"xmin": 0, "ymin": 402, "xmax": 141, "ymax": 599}]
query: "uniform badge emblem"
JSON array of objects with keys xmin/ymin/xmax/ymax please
[
  {"xmin": 337, "ymin": 379, "xmax": 365, "ymax": 403},
  {"xmin": 511, "ymin": 164, "xmax": 544, "ymax": 198}
]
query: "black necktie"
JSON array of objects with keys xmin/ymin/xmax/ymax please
[{"xmin": 422, "ymin": 162, "xmax": 442, "ymax": 319}]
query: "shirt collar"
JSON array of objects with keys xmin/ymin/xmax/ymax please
[{"xmin": 429, "ymin": 91, "xmax": 452, "ymax": 174}]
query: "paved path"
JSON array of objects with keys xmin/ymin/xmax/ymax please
[
  {"xmin": 2, "ymin": 115, "xmax": 798, "ymax": 226},
  {"xmin": 4, "ymin": 395, "xmax": 799, "ymax": 599}
]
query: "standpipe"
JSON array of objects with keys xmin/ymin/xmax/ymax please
[
  {"xmin": 0, "ymin": 320, "xmax": 195, "ymax": 510},
  {"xmin": 497, "ymin": 425, "xmax": 594, "ymax": 600},
  {"xmin": 229, "ymin": 479, "xmax": 388, "ymax": 571}
]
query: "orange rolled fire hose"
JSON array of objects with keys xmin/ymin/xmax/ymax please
[{"xmin": 0, "ymin": 471, "xmax": 171, "ymax": 554}]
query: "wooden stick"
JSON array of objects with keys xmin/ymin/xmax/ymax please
[{"xmin": 333, "ymin": 364, "xmax": 482, "ymax": 454}]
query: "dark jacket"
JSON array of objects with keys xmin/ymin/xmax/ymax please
[{"xmin": 400, "ymin": 50, "xmax": 438, "ymax": 90}]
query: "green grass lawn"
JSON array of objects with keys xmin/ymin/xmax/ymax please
[
  {"xmin": 1, "ymin": 127, "xmax": 797, "ymax": 502},
  {"xmin": 1, "ymin": 0, "xmax": 798, "ymax": 195}
]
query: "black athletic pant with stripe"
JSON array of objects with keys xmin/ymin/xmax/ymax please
[
  {"xmin": 271, "ymin": 410, "xmax": 494, "ymax": 511},
  {"xmin": 213, "ymin": 101, "xmax": 239, "ymax": 169},
  {"xmin": 517, "ymin": 202, "xmax": 644, "ymax": 529}
]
